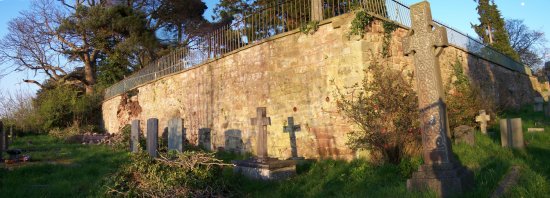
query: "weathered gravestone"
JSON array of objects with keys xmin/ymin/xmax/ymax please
[
  {"xmin": 0, "ymin": 121, "xmax": 3, "ymax": 162},
  {"xmin": 475, "ymin": 110, "xmax": 490, "ymax": 134},
  {"xmin": 130, "ymin": 120, "xmax": 141, "ymax": 153},
  {"xmin": 283, "ymin": 117, "xmax": 304, "ymax": 160},
  {"xmin": 403, "ymin": 2, "xmax": 473, "ymax": 197},
  {"xmin": 545, "ymin": 102, "xmax": 550, "ymax": 117},
  {"xmin": 233, "ymin": 107, "xmax": 296, "ymax": 180},
  {"xmin": 534, "ymin": 97, "xmax": 544, "ymax": 112},
  {"xmin": 198, "ymin": 128, "xmax": 211, "ymax": 151},
  {"xmin": 224, "ymin": 129, "xmax": 243, "ymax": 153},
  {"xmin": 147, "ymin": 118, "xmax": 159, "ymax": 157},
  {"xmin": 168, "ymin": 118, "xmax": 186, "ymax": 152},
  {"xmin": 453, "ymin": 125, "xmax": 475, "ymax": 146},
  {"xmin": 499, "ymin": 118, "xmax": 524, "ymax": 148},
  {"xmin": 2, "ymin": 124, "xmax": 7, "ymax": 150}
]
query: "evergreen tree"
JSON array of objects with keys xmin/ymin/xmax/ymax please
[{"xmin": 472, "ymin": 0, "xmax": 520, "ymax": 61}]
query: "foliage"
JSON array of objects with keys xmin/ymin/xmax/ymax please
[
  {"xmin": 300, "ymin": 20, "xmax": 320, "ymax": 35},
  {"xmin": 348, "ymin": 10, "xmax": 374, "ymax": 38},
  {"xmin": 472, "ymin": 0, "xmax": 520, "ymax": 61},
  {"xmin": 335, "ymin": 54, "xmax": 420, "ymax": 164},
  {"xmin": 152, "ymin": 0, "xmax": 209, "ymax": 46},
  {"xmin": 505, "ymin": 19, "xmax": 549, "ymax": 69},
  {"xmin": 35, "ymin": 85, "xmax": 102, "ymax": 132},
  {"xmin": 103, "ymin": 151, "xmax": 233, "ymax": 197},
  {"xmin": 0, "ymin": 89, "xmax": 41, "ymax": 134},
  {"xmin": 382, "ymin": 20, "xmax": 398, "ymax": 58},
  {"xmin": 445, "ymin": 59, "xmax": 495, "ymax": 131}
]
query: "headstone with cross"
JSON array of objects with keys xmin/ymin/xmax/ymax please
[
  {"xmin": 475, "ymin": 110, "xmax": 491, "ymax": 134},
  {"xmin": 283, "ymin": 117, "xmax": 303, "ymax": 160},
  {"xmin": 250, "ymin": 107, "xmax": 271, "ymax": 161},
  {"xmin": 403, "ymin": 2, "xmax": 473, "ymax": 196}
]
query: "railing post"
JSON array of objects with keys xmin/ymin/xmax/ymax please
[{"xmin": 311, "ymin": 0, "xmax": 323, "ymax": 21}]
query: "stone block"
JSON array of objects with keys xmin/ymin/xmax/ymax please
[
  {"xmin": 453, "ymin": 125, "xmax": 475, "ymax": 146},
  {"xmin": 499, "ymin": 118, "xmax": 524, "ymax": 148},
  {"xmin": 233, "ymin": 158, "xmax": 297, "ymax": 180},
  {"xmin": 130, "ymin": 120, "xmax": 140, "ymax": 153},
  {"xmin": 147, "ymin": 118, "xmax": 159, "ymax": 157},
  {"xmin": 407, "ymin": 164, "xmax": 474, "ymax": 198}
]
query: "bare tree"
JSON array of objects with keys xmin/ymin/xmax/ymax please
[{"xmin": 506, "ymin": 19, "xmax": 549, "ymax": 69}]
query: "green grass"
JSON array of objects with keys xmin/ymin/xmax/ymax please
[
  {"xmin": 1, "ymin": 106, "xmax": 550, "ymax": 197},
  {"xmin": 0, "ymin": 135, "xmax": 129, "ymax": 197}
]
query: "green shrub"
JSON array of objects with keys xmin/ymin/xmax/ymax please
[
  {"xmin": 103, "ymin": 151, "xmax": 233, "ymax": 197},
  {"xmin": 335, "ymin": 54, "xmax": 420, "ymax": 164}
]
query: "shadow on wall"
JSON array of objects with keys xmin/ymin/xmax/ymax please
[
  {"xmin": 309, "ymin": 126, "xmax": 340, "ymax": 158},
  {"xmin": 464, "ymin": 47, "xmax": 541, "ymax": 109}
]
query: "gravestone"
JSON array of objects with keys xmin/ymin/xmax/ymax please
[
  {"xmin": 534, "ymin": 97, "xmax": 544, "ymax": 112},
  {"xmin": 146, "ymin": 118, "xmax": 159, "ymax": 157},
  {"xmin": 224, "ymin": 129, "xmax": 243, "ymax": 153},
  {"xmin": 545, "ymin": 102, "xmax": 550, "ymax": 117},
  {"xmin": 453, "ymin": 125, "xmax": 475, "ymax": 146},
  {"xmin": 130, "ymin": 120, "xmax": 141, "ymax": 153},
  {"xmin": 0, "ymin": 121, "xmax": 3, "ymax": 162},
  {"xmin": 198, "ymin": 128, "xmax": 211, "ymax": 151},
  {"xmin": 475, "ymin": 110, "xmax": 490, "ymax": 134},
  {"xmin": 168, "ymin": 118, "xmax": 186, "ymax": 152},
  {"xmin": 233, "ymin": 107, "xmax": 297, "ymax": 180},
  {"xmin": 2, "ymin": 124, "xmax": 7, "ymax": 150},
  {"xmin": 283, "ymin": 117, "xmax": 304, "ymax": 160},
  {"xmin": 499, "ymin": 118, "xmax": 524, "ymax": 148},
  {"xmin": 403, "ymin": 2, "xmax": 473, "ymax": 197}
]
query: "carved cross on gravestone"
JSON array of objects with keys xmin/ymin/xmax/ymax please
[
  {"xmin": 403, "ymin": 1, "xmax": 451, "ymax": 165},
  {"xmin": 283, "ymin": 117, "xmax": 303, "ymax": 159},
  {"xmin": 475, "ymin": 110, "xmax": 490, "ymax": 134},
  {"xmin": 250, "ymin": 107, "xmax": 271, "ymax": 160},
  {"xmin": 404, "ymin": 2, "xmax": 473, "ymax": 197}
]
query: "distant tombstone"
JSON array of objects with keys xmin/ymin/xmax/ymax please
[
  {"xmin": 499, "ymin": 118, "xmax": 524, "ymax": 148},
  {"xmin": 283, "ymin": 117, "xmax": 303, "ymax": 159},
  {"xmin": 168, "ymin": 118, "xmax": 186, "ymax": 152},
  {"xmin": 475, "ymin": 110, "xmax": 490, "ymax": 134},
  {"xmin": 130, "ymin": 120, "xmax": 141, "ymax": 153},
  {"xmin": 0, "ymin": 121, "xmax": 3, "ymax": 161},
  {"xmin": 545, "ymin": 102, "xmax": 550, "ymax": 117},
  {"xmin": 198, "ymin": 128, "xmax": 211, "ymax": 151},
  {"xmin": 224, "ymin": 129, "xmax": 243, "ymax": 153},
  {"xmin": 453, "ymin": 125, "xmax": 475, "ymax": 146},
  {"xmin": 251, "ymin": 107, "xmax": 271, "ymax": 161},
  {"xmin": 2, "ymin": 124, "xmax": 7, "ymax": 150},
  {"xmin": 499, "ymin": 119, "xmax": 510, "ymax": 148},
  {"xmin": 146, "ymin": 118, "xmax": 159, "ymax": 157},
  {"xmin": 527, "ymin": 128, "xmax": 544, "ymax": 133},
  {"xmin": 534, "ymin": 97, "xmax": 544, "ymax": 112}
]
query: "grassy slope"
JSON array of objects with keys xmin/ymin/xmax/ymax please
[
  {"xmin": 226, "ymin": 107, "xmax": 550, "ymax": 198},
  {"xmin": 0, "ymin": 107, "xmax": 549, "ymax": 197},
  {"xmin": 0, "ymin": 136, "xmax": 128, "ymax": 197}
]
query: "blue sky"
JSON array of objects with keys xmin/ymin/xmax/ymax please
[{"xmin": 0, "ymin": 0, "xmax": 548, "ymax": 95}]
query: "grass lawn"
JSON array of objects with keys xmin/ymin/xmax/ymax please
[
  {"xmin": 0, "ymin": 136, "xmax": 129, "ymax": 197},
  {"xmin": 1, "ymin": 106, "xmax": 549, "ymax": 197}
]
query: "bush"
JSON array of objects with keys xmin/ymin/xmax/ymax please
[
  {"xmin": 445, "ymin": 59, "xmax": 496, "ymax": 131},
  {"xmin": 103, "ymin": 151, "xmax": 233, "ymax": 197},
  {"xmin": 335, "ymin": 54, "xmax": 420, "ymax": 164}
]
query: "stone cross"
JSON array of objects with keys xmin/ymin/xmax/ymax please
[
  {"xmin": 475, "ymin": 110, "xmax": 490, "ymax": 134},
  {"xmin": 146, "ymin": 118, "xmax": 159, "ymax": 157},
  {"xmin": 404, "ymin": 2, "xmax": 473, "ymax": 197},
  {"xmin": 283, "ymin": 117, "xmax": 302, "ymax": 159},
  {"xmin": 168, "ymin": 118, "xmax": 186, "ymax": 152},
  {"xmin": 130, "ymin": 120, "xmax": 141, "ymax": 153},
  {"xmin": 403, "ymin": 1, "xmax": 451, "ymax": 165},
  {"xmin": 250, "ymin": 107, "xmax": 271, "ymax": 160}
]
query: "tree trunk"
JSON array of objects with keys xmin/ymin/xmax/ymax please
[{"xmin": 84, "ymin": 56, "xmax": 96, "ymax": 95}]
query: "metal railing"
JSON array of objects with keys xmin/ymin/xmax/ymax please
[{"xmin": 104, "ymin": 0, "xmax": 527, "ymax": 99}]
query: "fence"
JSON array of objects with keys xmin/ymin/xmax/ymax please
[{"xmin": 104, "ymin": 0, "xmax": 527, "ymax": 99}]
